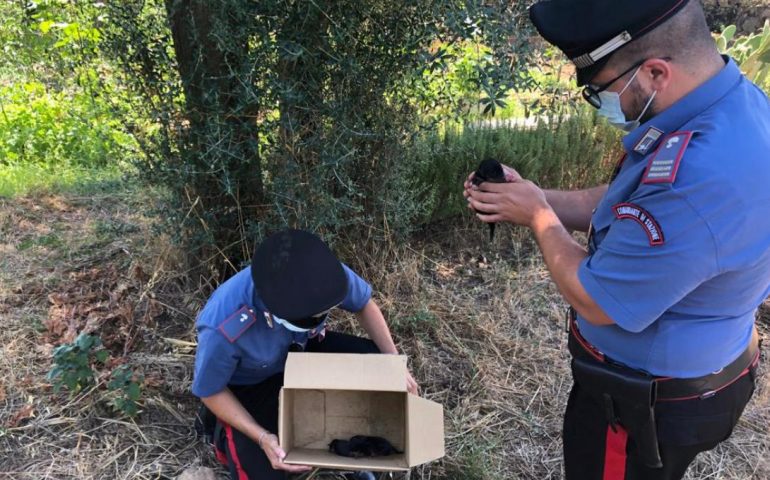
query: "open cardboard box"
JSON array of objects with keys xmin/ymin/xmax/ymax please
[{"xmin": 279, "ymin": 353, "xmax": 444, "ymax": 471}]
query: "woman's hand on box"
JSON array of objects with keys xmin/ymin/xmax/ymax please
[
  {"xmin": 407, "ymin": 370, "xmax": 419, "ymax": 395},
  {"xmin": 260, "ymin": 432, "xmax": 313, "ymax": 473}
]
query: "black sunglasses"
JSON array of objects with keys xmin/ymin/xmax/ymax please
[
  {"xmin": 582, "ymin": 59, "xmax": 647, "ymax": 109},
  {"xmin": 582, "ymin": 57, "xmax": 673, "ymax": 109}
]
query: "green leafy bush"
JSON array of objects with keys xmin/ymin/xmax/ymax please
[
  {"xmin": 47, "ymin": 333, "xmax": 109, "ymax": 394},
  {"xmin": 107, "ymin": 365, "xmax": 144, "ymax": 417},
  {"xmin": 0, "ymin": 82, "xmax": 137, "ymax": 168},
  {"xmin": 406, "ymin": 110, "xmax": 623, "ymax": 223},
  {"xmin": 47, "ymin": 334, "xmax": 145, "ymax": 417},
  {"xmin": 0, "ymin": 1, "xmax": 104, "ymax": 85},
  {"xmin": 0, "ymin": 2, "xmax": 140, "ymax": 196},
  {"xmin": 416, "ymin": 40, "xmax": 523, "ymax": 121}
]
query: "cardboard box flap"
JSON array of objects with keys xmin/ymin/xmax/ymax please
[
  {"xmin": 284, "ymin": 353, "xmax": 408, "ymax": 391},
  {"xmin": 406, "ymin": 394, "xmax": 445, "ymax": 466}
]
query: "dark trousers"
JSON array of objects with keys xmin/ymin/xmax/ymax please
[
  {"xmin": 563, "ymin": 367, "xmax": 756, "ymax": 480},
  {"xmin": 213, "ymin": 332, "xmax": 380, "ymax": 480}
]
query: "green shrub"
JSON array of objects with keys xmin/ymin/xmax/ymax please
[
  {"xmin": 0, "ymin": 82, "xmax": 138, "ymax": 169},
  {"xmin": 46, "ymin": 334, "xmax": 145, "ymax": 417},
  {"xmin": 0, "ymin": 2, "xmax": 141, "ymax": 197},
  {"xmin": 406, "ymin": 110, "xmax": 623, "ymax": 223},
  {"xmin": 107, "ymin": 365, "xmax": 144, "ymax": 417},
  {"xmin": 47, "ymin": 333, "xmax": 109, "ymax": 394}
]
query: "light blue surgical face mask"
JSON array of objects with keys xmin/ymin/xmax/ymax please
[
  {"xmin": 597, "ymin": 66, "xmax": 657, "ymax": 132},
  {"xmin": 272, "ymin": 312, "xmax": 328, "ymax": 334},
  {"xmin": 273, "ymin": 315, "xmax": 311, "ymax": 332}
]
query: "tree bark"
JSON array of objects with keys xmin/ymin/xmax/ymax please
[{"xmin": 165, "ymin": 0, "xmax": 264, "ymax": 202}]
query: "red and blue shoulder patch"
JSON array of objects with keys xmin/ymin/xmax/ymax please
[
  {"xmin": 612, "ymin": 203, "xmax": 665, "ymax": 246},
  {"xmin": 641, "ymin": 131, "xmax": 692, "ymax": 184},
  {"xmin": 218, "ymin": 306, "xmax": 257, "ymax": 342}
]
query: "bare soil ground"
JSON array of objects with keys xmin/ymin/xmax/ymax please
[{"xmin": 1, "ymin": 191, "xmax": 768, "ymax": 479}]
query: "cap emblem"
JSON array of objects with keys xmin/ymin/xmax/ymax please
[{"xmin": 571, "ymin": 31, "xmax": 632, "ymax": 68}]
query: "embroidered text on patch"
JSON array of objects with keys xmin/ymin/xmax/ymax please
[
  {"xmin": 613, "ymin": 203, "xmax": 665, "ymax": 246},
  {"xmin": 218, "ymin": 306, "xmax": 257, "ymax": 342},
  {"xmin": 641, "ymin": 131, "xmax": 693, "ymax": 184}
]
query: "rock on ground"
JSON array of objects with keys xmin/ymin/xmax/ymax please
[{"xmin": 177, "ymin": 466, "xmax": 219, "ymax": 480}]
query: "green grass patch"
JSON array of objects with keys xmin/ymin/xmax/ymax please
[
  {"xmin": 0, "ymin": 80, "xmax": 140, "ymax": 197},
  {"xmin": 0, "ymin": 162, "xmax": 127, "ymax": 197},
  {"xmin": 392, "ymin": 306, "xmax": 440, "ymax": 335},
  {"xmin": 16, "ymin": 232, "xmax": 63, "ymax": 251},
  {"xmin": 443, "ymin": 442, "xmax": 501, "ymax": 480}
]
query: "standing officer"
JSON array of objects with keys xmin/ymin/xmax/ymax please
[
  {"xmin": 192, "ymin": 229, "xmax": 418, "ymax": 480},
  {"xmin": 465, "ymin": 1, "xmax": 768, "ymax": 479}
]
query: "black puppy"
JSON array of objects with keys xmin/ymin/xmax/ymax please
[
  {"xmin": 329, "ymin": 435, "xmax": 403, "ymax": 458},
  {"xmin": 471, "ymin": 158, "xmax": 507, "ymax": 241}
]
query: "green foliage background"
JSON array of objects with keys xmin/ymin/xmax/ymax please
[
  {"xmin": 1, "ymin": 2, "xmax": 768, "ymax": 277},
  {"xmin": 716, "ymin": 20, "xmax": 770, "ymax": 91},
  {"xmin": 91, "ymin": 0, "xmax": 545, "ymax": 278},
  {"xmin": 0, "ymin": 1, "xmax": 139, "ymax": 195},
  {"xmin": 1, "ymin": 1, "xmax": 768, "ymax": 473}
]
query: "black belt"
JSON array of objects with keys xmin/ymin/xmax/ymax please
[{"xmin": 567, "ymin": 312, "xmax": 760, "ymax": 402}]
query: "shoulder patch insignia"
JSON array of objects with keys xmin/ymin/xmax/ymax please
[
  {"xmin": 613, "ymin": 203, "xmax": 665, "ymax": 246},
  {"xmin": 218, "ymin": 306, "xmax": 257, "ymax": 343},
  {"xmin": 641, "ymin": 131, "xmax": 692, "ymax": 184},
  {"xmin": 633, "ymin": 126, "xmax": 664, "ymax": 155}
]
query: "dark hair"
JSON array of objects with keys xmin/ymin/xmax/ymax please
[{"xmin": 606, "ymin": 0, "xmax": 717, "ymax": 74}]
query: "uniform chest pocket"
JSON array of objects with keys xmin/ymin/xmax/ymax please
[
  {"xmin": 239, "ymin": 357, "xmax": 272, "ymax": 371},
  {"xmin": 234, "ymin": 324, "xmax": 295, "ymax": 372},
  {"xmin": 238, "ymin": 341, "xmax": 290, "ymax": 372}
]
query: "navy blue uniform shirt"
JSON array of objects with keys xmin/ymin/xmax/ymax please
[
  {"xmin": 192, "ymin": 264, "xmax": 372, "ymax": 398},
  {"xmin": 577, "ymin": 57, "xmax": 770, "ymax": 378}
]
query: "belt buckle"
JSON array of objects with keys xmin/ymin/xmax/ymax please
[
  {"xmin": 565, "ymin": 307, "xmax": 577, "ymax": 333},
  {"xmin": 699, "ymin": 390, "xmax": 717, "ymax": 400}
]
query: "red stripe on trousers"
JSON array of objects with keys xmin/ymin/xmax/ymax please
[
  {"xmin": 224, "ymin": 424, "xmax": 250, "ymax": 480},
  {"xmin": 603, "ymin": 424, "xmax": 628, "ymax": 480},
  {"xmin": 214, "ymin": 444, "xmax": 228, "ymax": 466}
]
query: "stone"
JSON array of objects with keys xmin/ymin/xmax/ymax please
[{"xmin": 176, "ymin": 467, "xmax": 219, "ymax": 480}]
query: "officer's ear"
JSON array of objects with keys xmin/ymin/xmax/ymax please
[{"xmin": 644, "ymin": 58, "xmax": 673, "ymax": 91}]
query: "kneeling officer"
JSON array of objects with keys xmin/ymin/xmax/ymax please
[{"xmin": 192, "ymin": 229, "xmax": 418, "ymax": 479}]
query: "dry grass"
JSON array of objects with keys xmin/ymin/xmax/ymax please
[
  {"xmin": 0, "ymin": 192, "xmax": 208, "ymax": 479},
  {"xmin": 338, "ymin": 219, "xmax": 770, "ymax": 480},
  {"xmin": 1, "ymin": 194, "xmax": 768, "ymax": 479}
]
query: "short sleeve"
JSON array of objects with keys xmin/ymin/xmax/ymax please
[
  {"xmin": 579, "ymin": 188, "xmax": 719, "ymax": 333},
  {"xmin": 338, "ymin": 263, "xmax": 372, "ymax": 312},
  {"xmin": 192, "ymin": 326, "xmax": 239, "ymax": 397}
]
